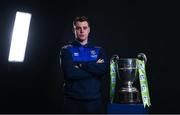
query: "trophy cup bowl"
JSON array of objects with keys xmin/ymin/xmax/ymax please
[{"xmin": 118, "ymin": 58, "xmax": 137, "ymax": 86}]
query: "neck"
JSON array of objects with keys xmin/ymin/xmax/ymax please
[{"xmin": 77, "ymin": 39, "xmax": 88, "ymax": 46}]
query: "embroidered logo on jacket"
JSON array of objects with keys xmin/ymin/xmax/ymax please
[{"xmin": 90, "ymin": 50, "xmax": 97, "ymax": 58}]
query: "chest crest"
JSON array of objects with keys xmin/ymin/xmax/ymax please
[{"xmin": 90, "ymin": 50, "xmax": 98, "ymax": 58}]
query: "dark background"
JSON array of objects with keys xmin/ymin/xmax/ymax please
[{"xmin": 0, "ymin": 0, "xmax": 179, "ymax": 113}]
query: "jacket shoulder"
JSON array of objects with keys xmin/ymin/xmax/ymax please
[
  {"xmin": 61, "ymin": 44, "xmax": 73, "ymax": 50},
  {"xmin": 93, "ymin": 46, "xmax": 102, "ymax": 50}
]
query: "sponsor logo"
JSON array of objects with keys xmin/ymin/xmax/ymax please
[{"xmin": 74, "ymin": 52, "xmax": 79, "ymax": 56}]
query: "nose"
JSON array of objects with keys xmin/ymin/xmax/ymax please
[{"xmin": 80, "ymin": 28, "xmax": 84, "ymax": 33}]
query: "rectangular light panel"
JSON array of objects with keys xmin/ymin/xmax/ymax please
[{"xmin": 8, "ymin": 11, "xmax": 32, "ymax": 62}]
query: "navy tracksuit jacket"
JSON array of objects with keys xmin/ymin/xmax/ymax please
[{"xmin": 60, "ymin": 40, "xmax": 108, "ymax": 100}]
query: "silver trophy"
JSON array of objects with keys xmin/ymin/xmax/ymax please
[{"xmin": 111, "ymin": 53, "xmax": 147, "ymax": 104}]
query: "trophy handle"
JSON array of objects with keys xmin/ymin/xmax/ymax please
[
  {"xmin": 110, "ymin": 54, "xmax": 119, "ymax": 61},
  {"xmin": 137, "ymin": 53, "xmax": 147, "ymax": 64},
  {"xmin": 110, "ymin": 55, "xmax": 120, "ymax": 80}
]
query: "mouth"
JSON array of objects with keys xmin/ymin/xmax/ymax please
[{"xmin": 79, "ymin": 35, "xmax": 85, "ymax": 37}]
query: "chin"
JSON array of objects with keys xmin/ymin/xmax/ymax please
[{"xmin": 78, "ymin": 37, "xmax": 87, "ymax": 41}]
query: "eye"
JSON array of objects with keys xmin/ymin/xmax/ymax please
[
  {"xmin": 83, "ymin": 26, "xmax": 88, "ymax": 30},
  {"xmin": 76, "ymin": 27, "xmax": 81, "ymax": 30}
]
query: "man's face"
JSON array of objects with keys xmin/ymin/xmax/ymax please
[{"xmin": 73, "ymin": 21, "xmax": 90, "ymax": 42}]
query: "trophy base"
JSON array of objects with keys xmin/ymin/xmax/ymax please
[{"xmin": 118, "ymin": 87, "xmax": 141, "ymax": 104}]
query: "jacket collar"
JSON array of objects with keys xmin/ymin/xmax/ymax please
[{"xmin": 71, "ymin": 39, "xmax": 94, "ymax": 47}]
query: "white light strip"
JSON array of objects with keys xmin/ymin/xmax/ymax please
[{"xmin": 8, "ymin": 11, "xmax": 32, "ymax": 62}]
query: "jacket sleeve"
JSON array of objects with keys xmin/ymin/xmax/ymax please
[
  {"xmin": 60, "ymin": 47, "xmax": 93, "ymax": 80},
  {"xmin": 81, "ymin": 48, "xmax": 109, "ymax": 77}
]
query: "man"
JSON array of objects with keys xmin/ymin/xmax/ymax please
[{"xmin": 60, "ymin": 16, "xmax": 108, "ymax": 113}]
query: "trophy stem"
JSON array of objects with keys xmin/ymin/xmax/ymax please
[{"xmin": 127, "ymin": 81, "xmax": 132, "ymax": 89}]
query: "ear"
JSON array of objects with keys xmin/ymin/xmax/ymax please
[{"xmin": 88, "ymin": 27, "xmax": 90, "ymax": 33}]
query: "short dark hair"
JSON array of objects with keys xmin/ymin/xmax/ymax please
[{"xmin": 73, "ymin": 16, "xmax": 90, "ymax": 27}]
